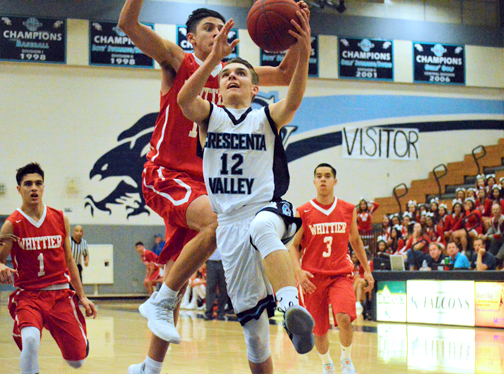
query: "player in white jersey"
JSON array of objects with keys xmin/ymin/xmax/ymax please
[{"xmin": 178, "ymin": 14, "xmax": 312, "ymax": 374}]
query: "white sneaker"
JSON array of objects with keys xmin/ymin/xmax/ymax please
[
  {"xmin": 283, "ymin": 305, "xmax": 315, "ymax": 354},
  {"xmin": 138, "ymin": 292, "xmax": 181, "ymax": 344},
  {"xmin": 341, "ymin": 358, "xmax": 357, "ymax": 374},
  {"xmin": 322, "ymin": 363, "xmax": 336, "ymax": 374},
  {"xmin": 128, "ymin": 362, "xmax": 146, "ymax": 374}
]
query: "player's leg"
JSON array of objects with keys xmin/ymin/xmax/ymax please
[
  {"xmin": 20, "ymin": 326, "xmax": 41, "ymax": 374},
  {"xmin": 303, "ymin": 275, "xmax": 334, "ymax": 374},
  {"xmin": 215, "ymin": 261, "xmax": 228, "ymax": 319},
  {"xmin": 130, "ymin": 260, "xmax": 187, "ymax": 374},
  {"xmin": 46, "ymin": 290, "xmax": 89, "ymax": 368},
  {"xmin": 249, "ymin": 210, "xmax": 314, "ymax": 354},
  {"xmin": 329, "ymin": 277, "xmax": 357, "ymax": 374},
  {"xmin": 242, "ymin": 310, "xmax": 273, "ymax": 374},
  {"xmin": 205, "ymin": 260, "xmax": 218, "ymax": 319}
]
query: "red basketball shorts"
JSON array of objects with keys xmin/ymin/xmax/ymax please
[
  {"xmin": 302, "ymin": 273, "xmax": 357, "ymax": 336},
  {"xmin": 8, "ymin": 288, "xmax": 88, "ymax": 361},
  {"xmin": 142, "ymin": 161, "xmax": 207, "ymax": 264}
]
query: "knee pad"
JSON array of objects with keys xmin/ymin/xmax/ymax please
[
  {"xmin": 242, "ymin": 311, "xmax": 271, "ymax": 364},
  {"xmin": 66, "ymin": 360, "xmax": 85, "ymax": 369},
  {"xmin": 249, "ymin": 211, "xmax": 287, "ymax": 259}
]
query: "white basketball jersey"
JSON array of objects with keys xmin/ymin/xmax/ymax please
[{"xmin": 203, "ymin": 104, "xmax": 289, "ymax": 214}]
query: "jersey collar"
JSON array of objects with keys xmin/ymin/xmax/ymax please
[
  {"xmin": 16, "ymin": 204, "xmax": 47, "ymax": 228},
  {"xmin": 309, "ymin": 198, "xmax": 338, "ymax": 216},
  {"xmin": 193, "ymin": 53, "xmax": 222, "ymax": 78}
]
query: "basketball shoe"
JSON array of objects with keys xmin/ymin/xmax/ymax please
[
  {"xmin": 322, "ymin": 363, "xmax": 336, "ymax": 374},
  {"xmin": 139, "ymin": 291, "xmax": 181, "ymax": 344},
  {"xmin": 341, "ymin": 358, "xmax": 357, "ymax": 374},
  {"xmin": 128, "ymin": 362, "xmax": 146, "ymax": 374},
  {"xmin": 283, "ymin": 305, "xmax": 315, "ymax": 354}
]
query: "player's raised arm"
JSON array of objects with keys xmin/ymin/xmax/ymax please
[
  {"xmin": 177, "ymin": 19, "xmax": 239, "ymax": 127},
  {"xmin": 268, "ymin": 9, "xmax": 311, "ymax": 129},
  {"xmin": 254, "ymin": 1, "xmax": 310, "ymax": 86},
  {"xmin": 118, "ymin": 0, "xmax": 185, "ymax": 78}
]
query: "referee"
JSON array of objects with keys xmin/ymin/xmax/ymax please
[{"xmin": 71, "ymin": 225, "xmax": 89, "ymax": 282}]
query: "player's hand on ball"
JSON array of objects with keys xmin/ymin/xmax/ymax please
[
  {"xmin": 288, "ymin": 9, "xmax": 311, "ymax": 54},
  {"xmin": 80, "ymin": 296, "xmax": 98, "ymax": 319},
  {"xmin": 296, "ymin": 269, "xmax": 316, "ymax": 294}
]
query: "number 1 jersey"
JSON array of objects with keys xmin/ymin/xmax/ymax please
[
  {"xmin": 6, "ymin": 205, "xmax": 70, "ymax": 290},
  {"xmin": 298, "ymin": 198, "xmax": 355, "ymax": 276}
]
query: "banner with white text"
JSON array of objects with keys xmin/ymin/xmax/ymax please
[{"xmin": 342, "ymin": 127, "xmax": 419, "ymax": 160}]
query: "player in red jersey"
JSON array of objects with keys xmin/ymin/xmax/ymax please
[
  {"xmin": 0, "ymin": 163, "xmax": 97, "ymax": 374},
  {"xmin": 118, "ymin": 2, "xmax": 310, "ymax": 373},
  {"xmin": 289, "ymin": 163, "xmax": 374, "ymax": 374},
  {"xmin": 135, "ymin": 241, "xmax": 161, "ymax": 295}
]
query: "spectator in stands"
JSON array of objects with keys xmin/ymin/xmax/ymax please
[
  {"xmin": 425, "ymin": 213, "xmax": 446, "ymax": 248},
  {"xmin": 490, "ymin": 186, "xmax": 504, "ymax": 210},
  {"xmin": 407, "ymin": 200, "xmax": 419, "ymax": 223},
  {"xmin": 467, "ymin": 188, "xmax": 477, "ymax": 199},
  {"xmin": 446, "ymin": 241, "xmax": 470, "ymax": 270},
  {"xmin": 455, "ymin": 188, "xmax": 466, "ymax": 203},
  {"xmin": 429, "ymin": 198, "xmax": 440, "ymax": 222},
  {"xmin": 423, "ymin": 242, "xmax": 446, "ymax": 271},
  {"xmin": 376, "ymin": 237, "xmax": 390, "ymax": 255},
  {"xmin": 476, "ymin": 188, "xmax": 492, "ymax": 218},
  {"xmin": 356, "ymin": 199, "xmax": 379, "ymax": 249},
  {"xmin": 486, "ymin": 174, "xmax": 496, "ymax": 194},
  {"xmin": 500, "ymin": 177, "xmax": 504, "ymax": 192},
  {"xmin": 476, "ymin": 174, "xmax": 486, "ymax": 191},
  {"xmin": 444, "ymin": 200, "xmax": 464, "ymax": 242},
  {"xmin": 482, "ymin": 203, "xmax": 504, "ymax": 266},
  {"xmin": 388, "ymin": 226, "xmax": 405, "ymax": 256},
  {"xmin": 418, "ymin": 203, "xmax": 428, "ymax": 217},
  {"xmin": 418, "ymin": 212, "xmax": 427, "ymax": 228},
  {"xmin": 452, "ymin": 198, "xmax": 483, "ymax": 256},
  {"xmin": 381, "ymin": 215, "xmax": 391, "ymax": 241},
  {"xmin": 181, "ymin": 266, "xmax": 207, "ymax": 310},
  {"xmin": 471, "ymin": 237, "xmax": 496, "ymax": 270},
  {"xmin": 438, "ymin": 203, "xmax": 448, "ymax": 231},
  {"xmin": 390, "ymin": 213, "xmax": 402, "ymax": 230},
  {"xmin": 401, "ymin": 212, "xmax": 413, "ymax": 238},
  {"xmin": 405, "ymin": 222, "xmax": 431, "ymax": 270}
]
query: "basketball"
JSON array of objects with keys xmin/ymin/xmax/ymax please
[{"xmin": 247, "ymin": 0, "xmax": 299, "ymax": 52}]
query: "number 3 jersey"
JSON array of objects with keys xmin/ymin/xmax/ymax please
[
  {"xmin": 6, "ymin": 205, "xmax": 70, "ymax": 290},
  {"xmin": 298, "ymin": 198, "xmax": 355, "ymax": 276},
  {"xmin": 203, "ymin": 104, "xmax": 289, "ymax": 215}
]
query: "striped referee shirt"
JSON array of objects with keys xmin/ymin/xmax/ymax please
[{"xmin": 71, "ymin": 237, "xmax": 89, "ymax": 266}]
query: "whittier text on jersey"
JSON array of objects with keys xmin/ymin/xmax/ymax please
[
  {"xmin": 19, "ymin": 235, "xmax": 63, "ymax": 250},
  {"xmin": 309, "ymin": 222, "xmax": 347, "ymax": 235}
]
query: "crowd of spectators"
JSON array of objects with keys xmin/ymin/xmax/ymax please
[{"xmin": 372, "ymin": 174, "xmax": 504, "ymax": 271}]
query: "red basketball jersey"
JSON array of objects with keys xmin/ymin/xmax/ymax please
[
  {"xmin": 146, "ymin": 53, "xmax": 224, "ymax": 179},
  {"xmin": 142, "ymin": 249, "xmax": 159, "ymax": 269},
  {"xmin": 7, "ymin": 205, "xmax": 70, "ymax": 290},
  {"xmin": 298, "ymin": 198, "xmax": 355, "ymax": 276}
]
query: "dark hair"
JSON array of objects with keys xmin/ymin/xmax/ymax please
[
  {"xmin": 221, "ymin": 57, "xmax": 259, "ymax": 85},
  {"xmin": 186, "ymin": 8, "xmax": 225, "ymax": 34},
  {"xmin": 314, "ymin": 163, "xmax": 337, "ymax": 178},
  {"xmin": 135, "ymin": 241, "xmax": 144, "ymax": 247},
  {"xmin": 16, "ymin": 162, "xmax": 44, "ymax": 186}
]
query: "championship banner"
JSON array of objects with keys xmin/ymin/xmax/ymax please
[
  {"xmin": 0, "ymin": 15, "xmax": 66, "ymax": 63},
  {"xmin": 338, "ymin": 38, "xmax": 393, "ymax": 81},
  {"xmin": 413, "ymin": 42, "xmax": 465, "ymax": 84},
  {"xmin": 260, "ymin": 35, "xmax": 318, "ymax": 77},
  {"xmin": 177, "ymin": 25, "xmax": 238, "ymax": 61},
  {"xmin": 342, "ymin": 126, "xmax": 419, "ymax": 160},
  {"xmin": 89, "ymin": 21, "xmax": 154, "ymax": 68}
]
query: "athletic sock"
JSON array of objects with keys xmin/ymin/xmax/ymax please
[
  {"xmin": 155, "ymin": 283, "xmax": 178, "ymax": 302},
  {"xmin": 275, "ymin": 286, "xmax": 299, "ymax": 312},
  {"xmin": 341, "ymin": 343, "xmax": 352, "ymax": 361},
  {"xmin": 144, "ymin": 356, "xmax": 163, "ymax": 374},
  {"xmin": 319, "ymin": 348, "xmax": 333, "ymax": 365}
]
